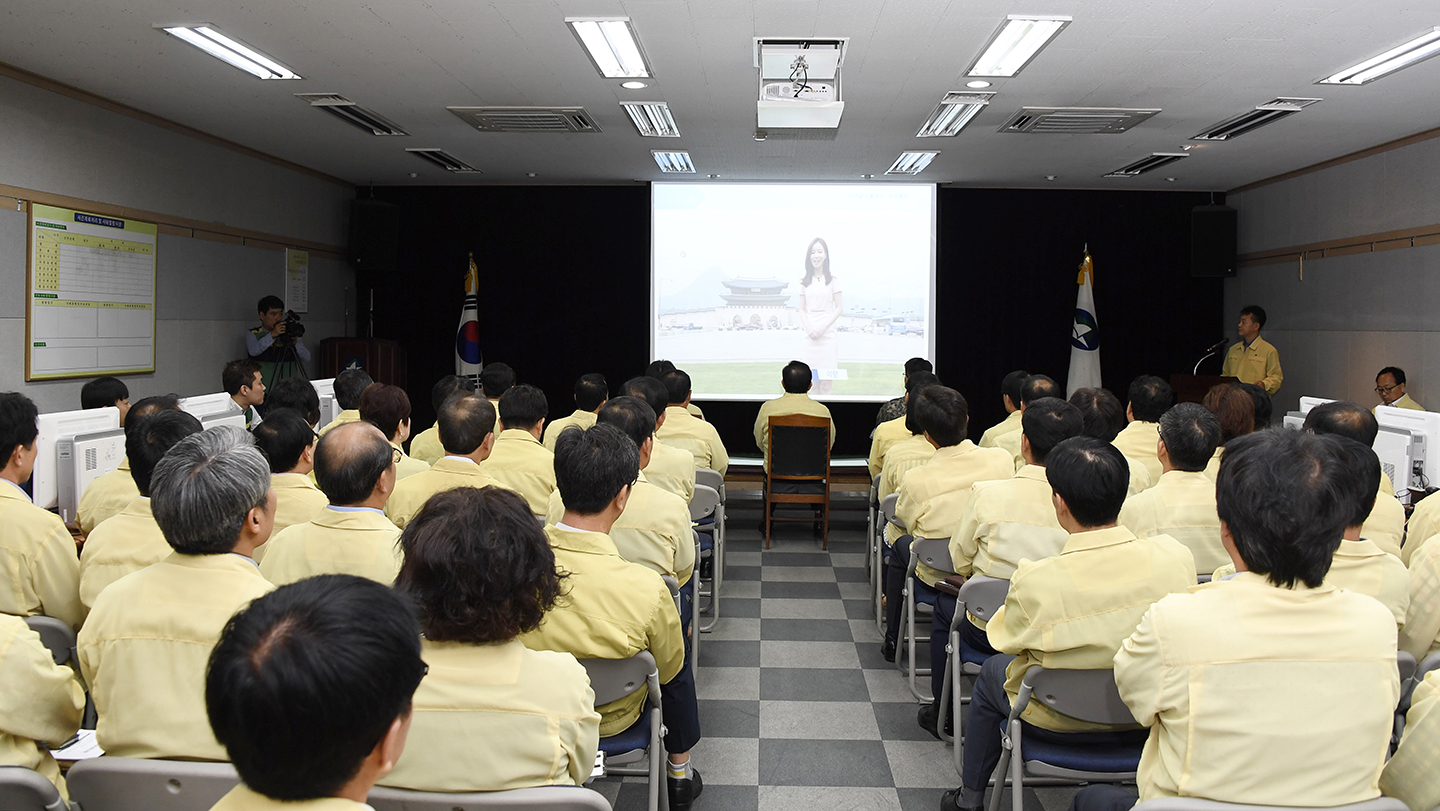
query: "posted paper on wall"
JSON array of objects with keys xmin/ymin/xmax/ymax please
[{"xmin": 285, "ymin": 248, "xmax": 309, "ymax": 313}]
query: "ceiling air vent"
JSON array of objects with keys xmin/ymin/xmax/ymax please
[
  {"xmin": 405, "ymin": 149, "xmax": 480, "ymax": 174},
  {"xmin": 295, "ymin": 93, "xmax": 408, "ymax": 136},
  {"xmin": 447, "ymin": 107, "xmax": 601, "ymax": 133},
  {"xmin": 1192, "ymin": 97, "xmax": 1321, "ymax": 141},
  {"xmin": 1104, "ymin": 152, "xmax": 1189, "ymax": 178},
  {"xmin": 999, "ymin": 107, "xmax": 1161, "ymax": 134}
]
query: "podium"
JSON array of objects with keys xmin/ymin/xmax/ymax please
[
  {"xmin": 319, "ymin": 338, "xmax": 407, "ymax": 388},
  {"xmin": 1170, "ymin": 374, "xmax": 1238, "ymax": 404}
]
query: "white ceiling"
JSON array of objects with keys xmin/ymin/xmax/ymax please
[{"xmin": 4, "ymin": 0, "xmax": 1440, "ymax": 190}]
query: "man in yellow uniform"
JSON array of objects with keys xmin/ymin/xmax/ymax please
[
  {"xmin": 204, "ymin": 576, "xmax": 427, "ymax": 811},
  {"xmin": 869, "ymin": 372, "xmax": 938, "ymax": 480},
  {"xmin": 1400, "ymin": 537, "xmax": 1440, "ymax": 661},
  {"xmin": 1119, "ymin": 403, "xmax": 1229, "ymax": 574},
  {"xmin": 920, "ymin": 397, "xmax": 1082, "ymax": 737},
  {"xmin": 881, "ymin": 386, "xmax": 1014, "ymax": 659},
  {"xmin": 519, "ymin": 424, "xmax": 701, "ymax": 811},
  {"xmin": 656, "ymin": 369, "xmax": 729, "ymax": 475},
  {"xmin": 480, "ymin": 362, "xmax": 515, "ymax": 406},
  {"xmin": 80, "ymin": 410, "xmax": 203, "ymax": 609},
  {"xmin": 1374, "ymin": 366, "xmax": 1424, "ymax": 413},
  {"xmin": 941, "ymin": 437, "xmax": 1196, "ymax": 811},
  {"xmin": 249, "ymin": 409, "xmax": 327, "ymax": 542},
  {"xmin": 387, "ymin": 394, "xmax": 508, "ymax": 529},
  {"xmin": 542, "ymin": 373, "xmax": 607, "ymax": 450},
  {"xmin": 1113, "ymin": 375, "xmax": 1172, "ymax": 484},
  {"xmin": 877, "ymin": 373, "xmax": 942, "ymax": 507},
  {"xmin": 994, "ymin": 376, "xmax": 1062, "ymax": 471},
  {"xmin": 76, "ymin": 394, "xmax": 181, "ymax": 535},
  {"xmin": 977, "ymin": 370, "xmax": 1027, "ymax": 450},
  {"xmin": 1071, "ymin": 429, "xmax": 1398, "ymax": 811},
  {"xmin": 262, "ymin": 376, "xmax": 322, "ymax": 430},
  {"xmin": 1304, "ymin": 402, "xmax": 1405, "ymax": 557},
  {"xmin": 261, "ymin": 422, "xmax": 402, "ymax": 587},
  {"xmin": 621, "ymin": 377, "xmax": 696, "ymax": 502},
  {"xmin": 0, "ymin": 613, "xmax": 85, "ymax": 799},
  {"xmin": 1322, "ymin": 439, "xmax": 1410, "ymax": 627},
  {"xmin": 317, "ymin": 368, "xmax": 372, "ymax": 436},
  {"xmin": 1221, "ymin": 304, "xmax": 1283, "ymax": 394},
  {"xmin": 648, "ymin": 360, "xmax": 705, "ymax": 420},
  {"xmin": 0, "ymin": 393, "xmax": 85, "ymax": 630},
  {"xmin": 754, "ymin": 360, "xmax": 835, "ymax": 472},
  {"xmin": 79, "ymin": 426, "xmax": 276, "ymax": 761},
  {"xmin": 481, "ymin": 385, "xmax": 556, "ymax": 514},
  {"xmin": 1383, "ymin": 671, "xmax": 1440, "ymax": 811},
  {"xmin": 1069, "ymin": 388, "xmax": 1155, "ymax": 496},
  {"xmin": 409, "ymin": 375, "xmax": 471, "ymax": 466}
]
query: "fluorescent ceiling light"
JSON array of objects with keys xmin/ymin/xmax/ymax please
[
  {"xmin": 1192, "ymin": 97, "xmax": 1320, "ymax": 141},
  {"xmin": 1319, "ymin": 27, "xmax": 1440, "ymax": 85},
  {"xmin": 622, "ymin": 81, "xmax": 648, "ymax": 89},
  {"xmin": 652, "ymin": 151, "xmax": 695, "ymax": 173},
  {"xmin": 916, "ymin": 92, "xmax": 993, "ymax": 137},
  {"xmin": 161, "ymin": 25, "xmax": 300, "ymax": 79},
  {"xmin": 566, "ymin": 18, "xmax": 651, "ymax": 78},
  {"xmin": 967, "ymin": 80, "xmax": 992, "ymax": 88},
  {"xmin": 886, "ymin": 152, "xmax": 939, "ymax": 175},
  {"xmin": 968, "ymin": 15, "xmax": 1071, "ymax": 78},
  {"xmin": 1104, "ymin": 152, "xmax": 1188, "ymax": 178},
  {"xmin": 406, "ymin": 148, "xmax": 480, "ymax": 174},
  {"xmin": 621, "ymin": 102, "xmax": 681, "ymax": 137}
]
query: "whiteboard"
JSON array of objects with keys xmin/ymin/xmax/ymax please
[{"xmin": 27, "ymin": 204, "xmax": 158, "ymax": 380}]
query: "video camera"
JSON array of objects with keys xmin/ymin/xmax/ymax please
[{"xmin": 278, "ymin": 309, "xmax": 306, "ymax": 342}]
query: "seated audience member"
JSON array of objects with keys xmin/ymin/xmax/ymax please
[
  {"xmin": 1375, "ymin": 365, "xmax": 1424, "ymax": 413},
  {"xmin": 1114, "ymin": 375, "xmax": 1173, "ymax": 483},
  {"xmin": 1068, "ymin": 387, "xmax": 1154, "ymax": 495},
  {"xmin": 519, "ymin": 425, "xmax": 700, "ymax": 811},
  {"xmin": 1324, "ymin": 438, "xmax": 1410, "ymax": 627},
  {"xmin": 383, "ymin": 487, "xmax": 600, "ymax": 791},
  {"xmin": 882, "ymin": 386, "xmax": 1014, "ymax": 659},
  {"xmin": 1404, "ymin": 491, "xmax": 1440, "ymax": 565},
  {"xmin": 359, "ymin": 384, "xmax": 428, "ymax": 480},
  {"xmin": 1382, "ymin": 671, "xmax": 1440, "ymax": 811},
  {"xmin": 481, "ymin": 384, "xmax": 557, "ymax": 514},
  {"xmin": 943, "ymin": 437, "xmax": 1196, "ymax": 811},
  {"xmin": 262, "ymin": 376, "xmax": 322, "ymax": 429},
  {"xmin": 978, "ymin": 370, "xmax": 1028, "ymax": 449},
  {"xmin": 260, "ymin": 422, "xmax": 401, "ymax": 586},
  {"xmin": 542, "ymin": 373, "xmax": 608, "ymax": 450},
  {"xmin": 995, "ymin": 375, "xmax": 1062, "ymax": 470},
  {"xmin": 79, "ymin": 409, "xmax": 204, "ymax": 609},
  {"xmin": 874, "ymin": 357, "xmax": 933, "ymax": 426},
  {"xmin": 1237, "ymin": 381, "xmax": 1274, "ymax": 430},
  {"xmin": 1200, "ymin": 383, "xmax": 1254, "ymax": 481},
  {"xmin": 921, "ymin": 397, "xmax": 1082, "ymax": 736},
  {"xmin": 318, "ymin": 368, "xmax": 374, "ymax": 436},
  {"xmin": 871, "ymin": 371, "xmax": 940, "ymax": 481},
  {"xmin": 204, "ymin": 575, "xmax": 425, "ymax": 811},
  {"xmin": 1303, "ymin": 400, "xmax": 1405, "ymax": 557},
  {"xmin": 1071, "ymin": 429, "xmax": 1398, "ymax": 811},
  {"xmin": 0, "ymin": 614, "xmax": 85, "ymax": 798},
  {"xmin": 877, "ymin": 372, "xmax": 943, "ymax": 510},
  {"xmin": 79, "ymin": 426, "xmax": 276, "ymax": 760},
  {"xmin": 1118, "ymin": 403, "xmax": 1228, "ymax": 573},
  {"xmin": 387, "ymin": 394, "xmax": 506, "ymax": 528},
  {"xmin": 409, "ymin": 375, "xmax": 472, "ymax": 465},
  {"xmin": 223, "ymin": 359, "xmax": 266, "ymax": 428},
  {"xmin": 648, "ymin": 360, "xmax": 704, "ymax": 420},
  {"xmin": 250, "ymin": 409, "xmax": 327, "ymax": 538},
  {"xmin": 81, "ymin": 376, "xmax": 131, "ymax": 424},
  {"xmin": 480, "ymin": 362, "xmax": 516, "ymax": 404},
  {"xmin": 656, "ymin": 370, "xmax": 729, "ymax": 474},
  {"xmin": 0, "ymin": 393, "xmax": 85, "ymax": 628},
  {"xmin": 76, "ymin": 395, "xmax": 180, "ymax": 535},
  {"xmin": 754, "ymin": 360, "xmax": 836, "ymax": 472},
  {"xmin": 621, "ymin": 376, "xmax": 696, "ymax": 502},
  {"xmin": 1401, "ymin": 532, "xmax": 1440, "ymax": 660}
]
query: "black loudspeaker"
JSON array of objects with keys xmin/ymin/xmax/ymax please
[
  {"xmin": 348, "ymin": 199, "xmax": 400, "ymax": 274},
  {"xmin": 1191, "ymin": 204, "xmax": 1237, "ymax": 277}
]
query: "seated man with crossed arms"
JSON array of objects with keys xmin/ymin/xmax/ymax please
[
  {"xmin": 387, "ymin": 393, "xmax": 508, "ymax": 529},
  {"xmin": 1118, "ymin": 403, "xmax": 1228, "ymax": 575}
]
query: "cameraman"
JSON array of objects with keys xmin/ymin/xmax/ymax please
[{"xmin": 247, "ymin": 296, "xmax": 311, "ymax": 386}]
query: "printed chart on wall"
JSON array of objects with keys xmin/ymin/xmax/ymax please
[{"xmin": 27, "ymin": 204, "xmax": 157, "ymax": 380}]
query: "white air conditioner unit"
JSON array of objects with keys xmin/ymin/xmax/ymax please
[{"xmin": 754, "ymin": 38, "xmax": 847, "ymax": 128}]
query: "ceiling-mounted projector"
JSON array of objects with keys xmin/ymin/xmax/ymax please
[{"xmin": 753, "ymin": 38, "xmax": 847, "ymax": 129}]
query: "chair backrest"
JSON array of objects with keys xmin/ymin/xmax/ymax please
[
  {"xmin": 23, "ymin": 615, "xmax": 76, "ymax": 667},
  {"xmin": 956, "ymin": 575, "xmax": 1009, "ymax": 623},
  {"xmin": 879, "ymin": 494, "xmax": 900, "ymax": 525},
  {"xmin": 66, "ymin": 757, "xmax": 240, "ymax": 811},
  {"xmin": 368, "ymin": 785, "xmax": 612, "ymax": 811},
  {"xmin": 1023, "ymin": 666, "xmax": 1137, "ymax": 727},
  {"xmin": 1398, "ymin": 651, "xmax": 1418, "ymax": 684},
  {"xmin": 694, "ymin": 468, "xmax": 724, "ymax": 500},
  {"xmin": 870, "ymin": 474, "xmax": 880, "ymax": 504},
  {"xmin": 1419, "ymin": 651, "xmax": 1440, "ymax": 681},
  {"xmin": 689, "ymin": 484, "xmax": 721, "ymax": 522},
  {"xmin": 769, "ymin": 414, "xmax": 831, "ymax": 478},
  {"xmin": 911, "ymin": 538, "xmax": 955, "ymax": 576},
  {"xmin": 1132, "ymin": 797, "xmax": 1411, "ymax": 811},
  {"xmin": 0, "ymin": 766, "xmax": 65, "ymax": 811},
  {"xmin": 579, "ymin": 651, "xmax": 658, "ymax": 707}
]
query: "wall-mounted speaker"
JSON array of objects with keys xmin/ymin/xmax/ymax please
[{"xmin": 1191, "ymin": 204, "xmax": 1237, "ymax": 277}]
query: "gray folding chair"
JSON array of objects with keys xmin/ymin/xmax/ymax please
[
  {"xmin": 24, "ymin": 615, "xmax": 93, "ymax": 727},
  {"xmin": 690, "ymin": 481, "xmax": 723, "ymax": 634},
  {"xmin": 897, "ymin": 537, "xmax": 955, "ymax": 701},
  {"xmin": 987, "ymin": 667, "xmax": 1144, "ymax": 811},
  {"xmin": 1132, "ymin": 798, "xmax": 1410, "ymax": 811},
  {"xmin": 368, "ymin": 785, "xmax": 612, "ymax": 811},
  {"xmin": 0, "ymin": 766, "xmax": 66, "ymax": 811},
  {"xmin": 1394, "ymin": 651, "xmax": 1421, "ymax": 744},
  {"xmin": 937, "ymin": 575, "xmax": 1011, "ymax": 770},
  {"xmin": 66, "ymin": 757, "xmax": 239, "ymax": 811},
  {"xmin": 866, "ymin": 474, "xmax": 880, "ymax": 584},
  {"xmin": 579, "ymin": 652, "xmax": 666, "ymax": 811},
  {"xmin": 874, "ymin": 493, "xmax": 901, "ymax": 633}
]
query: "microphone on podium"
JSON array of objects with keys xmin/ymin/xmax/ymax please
[{"xmin": 1193, "ymin": 338, "xmax": 1229, "ymax": 374}]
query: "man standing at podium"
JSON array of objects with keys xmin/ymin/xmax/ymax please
[{"xmin": 1221, "ymin": 305, "xmax": 1282, "ymax": 395}]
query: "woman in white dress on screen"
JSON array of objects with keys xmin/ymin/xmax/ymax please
[{"xmin": 798, "ymin": 237, "xmax": 844, "ymax": 395}]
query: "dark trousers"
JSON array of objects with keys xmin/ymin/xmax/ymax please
[
  {"xmin": 884, "ymin": 535, "xmax": 914, "ymax": 644},
  {"xmin": 930, "ymin": 593, "xmax": 1000, "ymax": 701},
  {"xmin": 1069, "ymin": 785, "xmax": 1139, "ymax": 811},
  {"xmin": 661, "ymin": 579, "xmax": 700, "ymax": 754}
]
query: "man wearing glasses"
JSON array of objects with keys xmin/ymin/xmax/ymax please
[{"xmin": 1375, "ymin": 366, "xmax": 1425, "ymax": 413}]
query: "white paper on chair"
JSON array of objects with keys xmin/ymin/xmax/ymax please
[{"xmin": 52, "ymin": 729, "xmax": 104, "ymax": 760}]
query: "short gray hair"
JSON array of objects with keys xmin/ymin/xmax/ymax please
[{"xmin": 151, "ymin": 425, "xmax": 271, "ymax": 555}]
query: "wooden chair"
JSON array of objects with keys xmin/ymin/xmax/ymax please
[{"xmin": 763, "ymin": 413, "xmax": 832, "ymax": 549}]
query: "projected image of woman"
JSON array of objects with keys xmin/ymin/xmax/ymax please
[{"xmin": 799, "ymin": 237, "xmax": 844, "ymax": 395}]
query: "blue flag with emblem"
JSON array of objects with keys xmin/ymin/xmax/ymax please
[{"xmin": 1066, "ymin": 249, "xmax": 1101, "ymax": 397}]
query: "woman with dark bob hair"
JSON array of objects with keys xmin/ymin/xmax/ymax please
[
  {"xmin": 1201, "ymin": 383, "xmax": 1257, "ymax": 481},
  {"xmin": 380, "ymin": 486, "xmax": 600, "ymax": 791}
]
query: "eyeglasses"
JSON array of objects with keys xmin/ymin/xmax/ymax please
[
  {"xmin": 392, "ymin": 447, "xmax": 403, "ymax": 464},
  {"xmin": 1375, "ymin": 384, "xmax": 1402, "ymax": 395}
]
